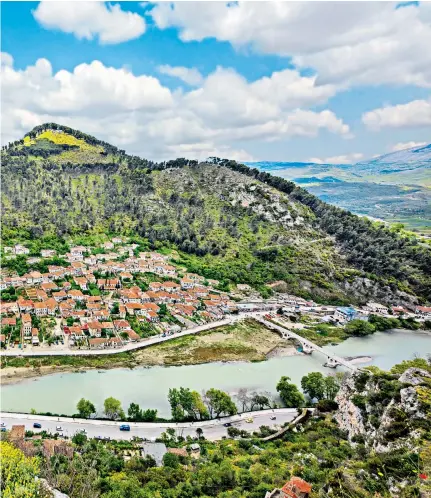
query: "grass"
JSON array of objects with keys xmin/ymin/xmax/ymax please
[{"xmin": 0, "ymin": 320, "xmax": 290, "ymax": 381}]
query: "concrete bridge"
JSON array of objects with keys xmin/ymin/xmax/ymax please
[{"xmin": 255, "ymin": 317, "xmax": 357, "ymax": 371}]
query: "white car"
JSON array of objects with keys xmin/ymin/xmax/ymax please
[{"xmin": 56, "ymin": 426, "xmax": 62, "ymax": 431}]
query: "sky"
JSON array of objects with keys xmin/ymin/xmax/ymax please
[{"xmin": 1, "ymin": 1, "xmax": 430, "ymax": 163}]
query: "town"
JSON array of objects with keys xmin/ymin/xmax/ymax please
[{"xmin": 1, "ymin": 238, "xmax": 430, "ymax": 355}]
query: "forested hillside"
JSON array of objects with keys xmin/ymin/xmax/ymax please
[{"xmin": 2, "ymin": 124, "xmax": 430, "ymax": 305}]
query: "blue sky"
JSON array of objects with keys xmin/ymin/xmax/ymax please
[{"xmin": 1, "ymin": 1, "xmax": 430, "ymax": 163}]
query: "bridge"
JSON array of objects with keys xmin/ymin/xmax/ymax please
[{"xmin": 254, "ymin": 317, "xmax": 357, "ymax": 371}]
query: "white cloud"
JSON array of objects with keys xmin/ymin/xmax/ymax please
[
  {"xmin": 1, "ymin": 52, "xmax": 13, "ymax": 67},
  {"xmin": 310, "ymin": 153, "xmax": 363, "ymax": 164},
  {"xmin": 362, "ymin": 99, "xmax": 431, "ymax": 129},
  {"xmin": 392, "ymin": 141, "xmax": 427, "ymax": 151},
  {"xmin": 149, "ymin": 2, "xmax": 431, "ymax": 88},
  {"xmin": 33, "ymin": 1, "xmax": 146, "ymax": 44},
  {"xmin": 1, "ymin": 54, "xmax": 349, "ymax": 160},
  {"xmin": 158, "ymin": 65, "xmax": 203, "ymax": 86}
]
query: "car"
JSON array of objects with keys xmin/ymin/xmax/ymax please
[
  {"xmin": 1, "ymin": 428, "xmax": 6, "ymax": 432},
  {"xmin": 270, "ymin": 416, "xmax": 276, "ymax": 421},
  {"xmin": 119, "ymin": 424, "xmax": 130, "ymax": 431},
  {"xmin": 33, "ymin": 423, "xmax": 42, "ymax": 429},
  {"xmin": 95, "ymin": 436, "xmax": 103, "ymax": 440},
  {"xmin": 56, "ymin": 426, "xmax": 62, "ymax": 431},
  {"xmin": 104, "ymin": 436, "xmax": 110, "ymax": 441},
  {"xmin": 223, "ymin": 422, "xmax": 232, "ymax": 427},
  {"xmin": 0, "ymin": 422, "xmax": 5, "ymax": 427},
  {"xmin": 245, "ymin": 418, "xmax": 253, "ymax": 423}
]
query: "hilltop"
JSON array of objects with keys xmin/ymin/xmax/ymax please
[{"xmin": 2, "ymin": 124, "xmax": 431, "ymax": 306}]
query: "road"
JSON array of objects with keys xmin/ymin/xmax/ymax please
[{"xmin": 0, "ymin": 408, "xmax": 298, "ymax": 441}]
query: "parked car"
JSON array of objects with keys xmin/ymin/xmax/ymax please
[
  {"xmin": 1, "ymin": 427, "xmax": 6, "ymax": 432},
  {"xmin": 223, "ymin": 422, "xmax": 232, "ymax": 427},
  {"xmin": 33, "ymin": 423, "xmax": 42, "ymax": 429},
  {"xmin": 56, "ymin": 426, "xmax": 62, "ymax": 431},
  {"xmin": 245, "ymin": 418, "xmax": 253, "ymax": 423},
  {"xmin": 119, "ymin": 424, "xmax": 130, "ymax": 431},
  {"xmin": 270, "ymin": 416, "xmax": 276, "ymax": 421}
]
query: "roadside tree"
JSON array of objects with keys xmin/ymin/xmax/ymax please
[
  {"xmin": 276, "ymin": 376, "xmax": 304, "ymax": 407},
  {"xmin": 76, "ymin": 398, "xmax": 96, "ymax": 419}
]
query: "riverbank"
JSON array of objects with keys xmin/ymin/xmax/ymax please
[{"xmin": 0, "ymin": 319, "xmax": 298, "ymax": 385}]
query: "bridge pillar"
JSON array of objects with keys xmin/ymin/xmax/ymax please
[
  {"xmin": 301, "ymin": 343, "xmax": 313, "ymax": 355},
  {"xmin": 324, "ymin": 357, "xmax": 340, "ymax": 369}
]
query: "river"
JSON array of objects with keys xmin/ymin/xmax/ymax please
[{"xmin": 1, "ymin": 329, "xmax": 430, "ymax": 417}]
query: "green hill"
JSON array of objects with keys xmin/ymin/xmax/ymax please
[{"xmin": 2, "ymin": 124, "xmax": 430, "ymax": 305}]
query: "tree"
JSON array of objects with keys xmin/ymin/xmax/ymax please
[
  {"xmin": 236, "ymin": 388, "xmax": 251, "ymax": 412},
  {"xmin": 249, "ymin": 392, "xmax": 272, "ymax": 410},
  {"xmin": 345, "ymin": 319, "xmax": 376, "ymax": 337},
  {"xmin": 72, "ymin": 432, "xmax": 87, "ymax": 446},
  {"xmin": 276, "ymin": 376, "xmax": 304, "ymax": 407},
  {"xmin": 0, "ymin": 441, "xmax": 41, "ymax": 497},
  {"xmin": 204, "ymin": 388, "xmax": 237, "ymax": 418},
  {"xmin": 301, "ymin": 372, "xmax": 326, "ymax": 401},
  {"xmin": 324, "ymin": 375, "xmax": 341, "ymax": 401},
  {"xmin": 168, "ymin": 387, "xmax": 209, "ymax": 421},
  {"xmin": 128, "ymin": 402, "xmax": 142, "ymax": 422},
  {"xmin": 76, "ymin": 398, "xmax": 96, "ymax": 419},
  {"xmin": 104, "ymin": 397, "xmax": 125, "ymax": 420},
  {"xmin": 163, "ymin": 452, "xmax": 180, "ymax": 469}
]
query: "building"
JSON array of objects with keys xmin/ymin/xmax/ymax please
[
  {"xmin": 140, "ymin": 442, "xmax": 167, "ymax": 466},
  {"xmin": 265, "ymin": 477, "xmax": 311, "ymax": 498},
  {"xmin": 21, "ymin": 313, "xmax": 32, "ymax": 337},
  {"xmin": 334, "ymin": 307, "xmax": 356, "ymax": 322}
]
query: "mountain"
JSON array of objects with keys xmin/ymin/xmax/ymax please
[
  {"xmin": 2, "ymin": 124, "xmax": 431, "ymax": 306},
  {"xmin": 247, "ymin": 144, "xmax": 431, "ymax": 230}
]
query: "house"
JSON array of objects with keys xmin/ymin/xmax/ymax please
[
  {"xmin": 107, "ymin": 337, "xmax": 122, "ymax": 348},
  {"xmin": 33, "ymin": 302, "xmax": 48, "ymax": 317},
  {"xmin": 88, "ymin": 337, "xmax": 108, "ymax": 349},
  {"xmin": 2, "ymin": 317, "xmax": 16, "ymax": 327},
  {"xmin": 42, "ymin": 440, "xmax": 73, "ymax": 459},
  {"xmin": 189, "ymin": 443, "xmax": 201, "ymax": 459},
  {"xmin": 17, "ymin": 298, "xmax": 34, "ymax": 313},
  {"xmin": 140, "ymin": 442, "xmax": 167, "ymax": 467},
  {"xmin": 69, "ymin": 327, "xmax": 85, "ymax": 340},
  {"xmin": 334, "ymin": 307, "xmax": 356, "ymax": 323},
  {"xmin": 145, "ymin": 310, "xmax": 159, "ymax": 322},
  {"xmin": 103, "ymin": 241, "xmax": 114, "ymax": 250},
  {"xmin": 180, "ymin": 278, "xmax": 194, "ymax": 290},
  {"xmin": 68, "ymin": 290, "xmax": 85, "ymax": 301},
  {"xmin": 416, "ymin": 306, "xmax": 431, "ymax": 318},
  {"xmin": 124, "ymin": 329, "xmax": 140, "ymax": 342},
  {"xmin": 113, "ymin": 319, "xmax": 131, "ymax": 331},
  {"xmin": 31, "ymin": 328, "xmax": 40, "ymax": 346},
  {"xmin": 14, "ymin": 244, "xmax": 29, "ymax": 255},
  {"xmin": 53, "ymin": 290, "xmax": 67, "ymax": 302},
  {"xmin": 41, "ymin": 249, "xmax": 56, "ymax": 258},
  {"xmin": 45, "ymin": 298, "xmax": 58, "ymax": 315},
  {"xmin": 21, "ymin": 314, "xmax": 32, "ymax": 337},
  {"xmin": 364, "ymin": 302, "xmax": 388, "ymax": 314},
  {"xmin": 41, "ymin": 282, "xmax": 58, "ymax": 293},
  {"xmin": 167, "ymin": 447, "xmax": 188, "ymax": 457},
  {"xmin": 74, "ymin": 277, "xmax": 88, "ymax": 290},
  {"xmin": 87, "ymin": 321, "xmax": 103, "ymax": 337},
  {"xmin": 70, "ymin": 246, "xmax": 86, "ymax": 257},
  {"xmin": 265, "ymin": 477, "xmax": 311, "ymax": 498}
]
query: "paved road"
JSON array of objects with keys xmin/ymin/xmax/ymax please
[
  {"xmin": 0, "ymin": 408, "xmax": 298, "ymax": 441},
  {"xmin": 255, "ymin": 317, "xmax": 356, "ymax": 371}
]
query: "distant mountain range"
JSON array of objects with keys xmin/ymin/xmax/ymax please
[{"xmin": 247, "ymin": 143, "xmax": 431, "ymax": 231}]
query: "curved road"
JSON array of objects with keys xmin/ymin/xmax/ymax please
[{"xmin": 0, "ymin": 408, "xmax": 298, "ymax": 441}]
